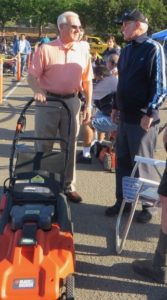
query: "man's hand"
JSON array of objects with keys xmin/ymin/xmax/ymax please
[
  {"xmin": 111, "ymin": 109, "xmax": 119, "ymax": 124},
  {"xmin": 27, "ymin": 74, "xmax": 46, "ymax": 102},
  {"xmin": 34, "ymin": 92, "xmax": 46, "ymax": 102},
  {"xmin": 82, "ymin": 107, "xmax": 92, "ymax": 124},
  {"xmin": 140, "ymin": 115, "xmax": 153, "ymax": 131}
]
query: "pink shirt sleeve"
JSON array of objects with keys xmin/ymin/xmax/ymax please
[{"xmin": 29, "ymin": 46, "xmax": 45, "ymax": 78}]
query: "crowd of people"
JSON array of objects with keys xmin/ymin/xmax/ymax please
[
  {"xmin": 0, "ymin": 32, "xmax": 54, "ymax": 77},
  {"xmin": 1, "ymin": 8, "xmax": 167, "ymax": 286},
  {"xmin": 27, "ymin": 9, "xmax": 167, "ymax": 284},
  {"xmin": 0, "ymin": 32, "xmax": 32, "ymax": 77}
]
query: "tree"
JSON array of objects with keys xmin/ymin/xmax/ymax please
[
  {"xmin": 17, "ymin": 0, "xmax": 79, "ymax": 36},
  {"xmin": 138, "ymin": 0, "xmax": 167, "ymax": 32},
  {"xmin": 14, "ymin": 0, "xmax": 57, "ymax": 36},
  {"xmin": 83, "ymin": 0, "xmax": 167, "ymax": 43},
  {"xmin": 0, "ymin": 0, "xmax": 19, "ymax": 29},
  {"xmin": 0, "ymin": 0, "xmax": 166, "ymax": 38}
]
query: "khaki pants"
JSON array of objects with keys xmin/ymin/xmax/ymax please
[{"xmin": 35, "ymin": 96, "xmax": 81, "ymax": 192}]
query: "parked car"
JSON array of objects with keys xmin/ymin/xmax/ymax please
[{"xmin": 86, "ymin": 35, "xmax": 107, "ymax": 55}]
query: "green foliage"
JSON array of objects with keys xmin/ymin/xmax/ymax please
[
  {"xmin": 0, "ymin": 0, "xmax": 19, "ymax": 28},
  {"xmin": 87, "ymin": 0, "xmax": 167, "ymax": 42},
  {"xmin": 0, "ymin": 0, "xmax": 166, "ymax": 39}
]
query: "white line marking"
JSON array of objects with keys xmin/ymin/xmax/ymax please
[{"xmin": 3, "ymin": 80, "xmax": 23, "ymax": 102}]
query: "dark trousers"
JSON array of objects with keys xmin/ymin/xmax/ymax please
[{"xmin": 115, "ymin": 121, "xmax": 159, "ymax": 205}]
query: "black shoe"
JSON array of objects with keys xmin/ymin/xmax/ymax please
[
  {"xmin": 105, "ymin": 203, "xmax": 131, "ymax": 217},
  {"xmin": 65, "ymin": 191, "xmax": 83, "ymax": 203},
  {"xmin": 132, "ymin": 259, "xmax": 167, "ymax": 284},
  {"xmin": 76, "ymin": 152, "xmax": 92, "ymax": 164},
  {"xmin": 136, "ymin": 209, "xmax": 152, "ymax": 223},
  {"xmin": 91, "ymin": 141, "xmax": 103, "ymax": 158}
]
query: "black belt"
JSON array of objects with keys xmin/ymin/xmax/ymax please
[{"xmin": 46, "ymin": 91, "xmax": 77, "ymax": 99}]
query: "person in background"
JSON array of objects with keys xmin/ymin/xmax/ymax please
[
  {"xmin": 133, "ymin": 126, "xmax": 167, "ymax": 285},
  {"xmin": 39, "ymin": 34, "xmax": 51, "ymax": 45},
  {"xmin": 105, "ymin": 9, "xmax": 166, "ymax": 223},
  {"xmin": 19, "ymin": 34, "xmax": 31, "ymax": 76},
  {"xmin": 102, "ymin": 35, "xmax": 121, "ymax": 63},
  {"xmin": 28, "ymin": 11, "xmax": 93, "ymax": 203},
  {"xmin": 0, "ymin": 31, "xmax": 7, "ymax": 54},
  {"xmin": 77, "ymin": 53, "xmax": 119, "ymax": 163},
  {"xmin": 12, "ymin": 33, "xmax": 20, "ymax": 77}
]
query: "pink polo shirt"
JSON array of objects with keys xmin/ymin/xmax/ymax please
[{"xmin": 29, "ymin": 38, "xmax": 93, "ymax": 94}]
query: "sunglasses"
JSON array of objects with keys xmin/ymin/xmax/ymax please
[
  {"xmin": 122, "ymin": 21, "xmax": 135, "ymax": 27},
  {"xmin": 70, "ymin": 25, "xmax": 82, "ymax": 30},
  {"xmin": 110, "ymin": 60, "xmax": 117, "ymax": 65}
]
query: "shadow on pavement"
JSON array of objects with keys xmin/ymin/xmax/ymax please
[
  {"xmin": 0, "ymin": 102, "xmax": 35, "ymax": 124},
  {"xmin": 5, "ymin": 95, "xmax": 32, "ymax": 101},
  {"xmin": 76, "ymin": 160, "xmax": 104, "ymax": 172},
  {"xmin": 0, "ymin": 144, "xmax": 11, "ymax": 157},
  {"xmin": 71, "ymin": 202, "xmax": 160, "ymax": 238},
  {"xmin": 0, "ymin": 128, "xmax": 15, "ymax": 140},
  {"xmin": 3, "ymin": 82, "xmax": 18, "ymax": 93},
  {"xmin": 75, "ymin": 271, "xmax": 166, "ymax": 300},
  {"xmin": 0, "ymin": 129, "xmax": 35, "ymax": 158}
]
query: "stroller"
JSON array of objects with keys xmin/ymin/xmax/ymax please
[
  {"xmin": 0, "ymin": 98, "xmax": 75, "ymax": 300},
  {"xmin": 2, "ymin": 46, "xmax": 16, "ymax": 75},
  {"xmin": 3, "ymin": 55, "xmax": 15, "ymax": 74}
]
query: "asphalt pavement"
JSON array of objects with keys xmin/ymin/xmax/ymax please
[{"xmin": 0, "ymin": 74, "xmax": 167, "ymax": 300}]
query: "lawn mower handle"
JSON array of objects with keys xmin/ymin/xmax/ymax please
[{"xmin": 9, "ymin": 97, "xmax": 72, "ymax": 179}]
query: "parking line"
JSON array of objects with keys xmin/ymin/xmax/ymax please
[{"xmin": 3, "ymin": 80, "xmax": 23, "ymax": 102}]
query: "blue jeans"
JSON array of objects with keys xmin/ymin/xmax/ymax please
[
  {"xmin": 92, "ymin": 110, "xmax": 117, "ymax": 132},
  {"xmin": 21, "ymin": 54, "xmax": 27, "ymax": 74}
]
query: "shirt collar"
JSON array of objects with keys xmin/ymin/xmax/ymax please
[
  {"xmin": 57, "ymin": 37, "xmax": 78, "ymax": 51},
  {"xmin": 132, "ymin": 32, "xmax": 148, "ymax": 44}
]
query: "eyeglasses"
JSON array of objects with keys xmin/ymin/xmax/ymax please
[
  {"xmin": 63, "ymin": 23, "xmax": 83, "ymax": 31},
  {"xmin": 122, "ymin": 21, "xmax": 135, "ymax": 28},
  {"xmin": 70, "ymin": 25, "xmax": 82, "ymax": 30},
  {"xmin": 110, "ymin": 60, "xmax": 117, "ymax": 65}
]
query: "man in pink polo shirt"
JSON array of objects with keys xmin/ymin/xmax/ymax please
[{"xmin": 28, "ymin": 11, "xmax": 93, "ymax": 203}]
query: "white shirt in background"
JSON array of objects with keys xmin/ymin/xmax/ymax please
[{"xmin": 19, "ymin": 40, "xmax": 26, "ymax": 54}]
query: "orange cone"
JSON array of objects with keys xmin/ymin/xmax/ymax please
[{"xmin": 17, "ymin": 53, "xmax": 21, "ymax": 81}]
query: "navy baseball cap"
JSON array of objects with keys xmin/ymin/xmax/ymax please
[{"xmin": 115, "ymin": 9, "xmax": 148, "ymax": 24}]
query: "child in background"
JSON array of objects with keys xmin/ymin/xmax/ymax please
[{"xmin": 77, "ymin": 53, "xmax": 119, "ymax": 164}]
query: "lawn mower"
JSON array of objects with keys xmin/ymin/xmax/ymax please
[{"xmin": 0, "ymin": 97, "xmax": 75, "ymax": 300}]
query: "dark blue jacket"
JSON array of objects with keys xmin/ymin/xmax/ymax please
[
  {"xmin": 13, "ymin": 38, "xmax": 20, "ymax": 55},
  {"xmin": 116, "ymin": 33, "xmax": 167, "ymax": 123}
]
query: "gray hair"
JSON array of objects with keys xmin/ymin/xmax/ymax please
[
  {"xmin": 57, "ymin": 11, "xmax": 80, "ymax": 30},
  {"xmin": 139, "ymin": 21, "xmax": 148, "ymax": 33}
]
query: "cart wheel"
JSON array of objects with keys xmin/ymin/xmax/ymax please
[{"xmin": 66, "ymin": 274, "xmax": 75, "ymax": 300}]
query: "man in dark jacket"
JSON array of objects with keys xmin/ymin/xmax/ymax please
[{"xmin": 105, "ymin": 9, "xmax": 167, "ymax": 223}]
